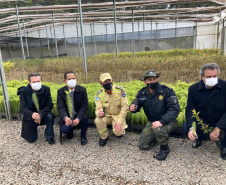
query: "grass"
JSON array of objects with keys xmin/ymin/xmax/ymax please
[{"xmin": 4, "ymin": 48, "xmax": 226, "ymax": 84}]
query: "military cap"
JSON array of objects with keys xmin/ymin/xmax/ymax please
[
  {"xmin": 100, "ymin": 73, "xmax": 112, "ymax": 83},
  {"xmin": 140, "ymin": 70, "xmax": 161, "ymax": 81}
]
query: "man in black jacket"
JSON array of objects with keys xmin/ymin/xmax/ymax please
[
  {"xmin": 57, "ymin": 71, "xmax": 88, "ymax": 145},
  {"xmin": 17, "ymin": 73, "xmax": 55, "ymax": 144},
  {"xmin": 130, "ymin": 70, "xmax": 180, "ymax": 161},
  {"xmin": 184, "ymin": 63, "xmax": 226, "ymax": 160}
]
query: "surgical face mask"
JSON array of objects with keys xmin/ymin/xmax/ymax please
[
  {"xmin": 147, "ymin": 82, "xmax": 158, "ymax": 89},
  {"xmin": 103, "ymin": 82, "xmax": 113, "ymax": 90},
  {"xmin": 31, "ymin": 82, "xmax": 42, "ymax": 91},
  {"xmin": 67, "ymin": 79, "xmax": 77, "ymax": 88},
  {"xmin": 204, "ymin": 77, "xmax": 218, "ymax": 87}
]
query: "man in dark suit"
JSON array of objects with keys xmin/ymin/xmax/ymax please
[
  {"xmin": 17, "ymin": 72, "xmax": 55, "ymax": 144},
  {"xmin": 184, "ymin": 63, "xmax": 226, "ymax": 160},
  {"xmin": 57, "ymin": 71, "xmax": 88, "ymax": 145}
]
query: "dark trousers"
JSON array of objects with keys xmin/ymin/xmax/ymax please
[
  {"xmin": 31, "ymin": 113, "xmax": 55, "ymax": 142},
  {"xmin": 60, "ymin": 115, "xmax": 88, "ymax": 138},
  {"xmin": 182, "ymin": 122, "xmax": 226, "ymax": 148}
]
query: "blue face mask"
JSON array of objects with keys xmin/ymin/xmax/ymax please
[
  {"xmin": 147, "ymin": 82, "xmax": 158, "ymax": 89},
  {"xmin": 103, "ymin": 82, "xmax": 113, "ymax": 90}
]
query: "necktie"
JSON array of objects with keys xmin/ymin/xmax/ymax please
[{"xmin": 69, "ymin": 91, "xmax": 76, "ymax": 117}]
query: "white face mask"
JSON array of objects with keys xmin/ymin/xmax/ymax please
[
  {"xmin": 204, "ymin": 77, "xmax": 218, "ymax": 87},
  {"xmin": 67, "ymin": 79, "xmax": 77, "ymax": 88},
  {"xmin": 31, "ymin": 82, "xmax": 42, "ymax": 91}
]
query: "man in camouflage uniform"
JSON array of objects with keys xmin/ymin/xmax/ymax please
[
  {"xmin": 95, "ymin": 73, "xmax": 129, "ymax": 146},
  {"xmin": 130, "ymin": 70, "xmax": 180, "ymax": 160}
]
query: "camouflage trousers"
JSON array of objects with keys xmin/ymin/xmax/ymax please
[{"xmin": 138, "ymin": 120, "xmax": 178, "ymax": 150}]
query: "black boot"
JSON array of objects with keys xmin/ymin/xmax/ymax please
[
  {"xmin": 81, "ymin": 137, "xmax": 87, "ymax": 145},
  {"xmin": 192, "ymin": 139, "xmax": 202, "ymax": 148},
  {"xmin": 156, "ymin": 145, "xmax": 170, "ymax": 161},
  {"xmin": 67, "ymin": 132, "xmax": 74, "ymax": 139},
  {"xmin": 99, "ymin": 137, "xmax": 108, "ymax": 146},
  {"xmin": 221, "ymin": 148, "xmax": 226, "ymax": 160}
]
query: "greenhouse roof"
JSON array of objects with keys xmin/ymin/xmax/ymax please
[{"xmin": 0, "ymin": 0, "xmax": 226, "ymax": 37}]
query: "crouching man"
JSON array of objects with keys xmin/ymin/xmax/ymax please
[
  {"xmin": 94, "ymin": 73, "xmax": 129, "ymax": 146},
  {"xmin": 130, "ymin": 70, "xmax": 180, "ymax": 161},
  {"xmin": 17, "ymin": 72, "xmax": 55, "ymax": 144}
]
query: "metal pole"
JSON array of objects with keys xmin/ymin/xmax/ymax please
[
  {"xmin": 143, "ymin": 14, "xmax": 145, "ymax": 51},
  {"xmin": 121, "ymin": 22, "xmax": 124, "ymax": 52},
  {"xmin": 156, "ymin": 22, "xmax": 158, "ymax": 50},
  {"xmin": 63, "ymin": 24, "xmax": 67, "ymax": 54},
  {"xmin": 78, "ymin": 0, "xmax": 87, "ymax": 76},
  {"xmin": 45, "ymin": 24, "xmax": 51, "ymax": 56},
  {"xmin": 217, "ymin": 22, "xmax": 219, "ymax": 49},
  {"xmin": 0, "ymin": 48, "xmax": 12, "ymax": 121},
  {"xmin": 138, "ymin": 21, "xmax": 140, "ymax": 51},
  {"xmin": 150, "ymin": 20, "xmax": 152, "ymax": 51},
  {"xmin": 90, "ymin": 23, "xmax": 94, "ymax": 55},
  {"xmin": 23, "ymin": 19, "xmax": 29, "ymax": 57},
  {"xmin": 50, "ymin": 26, "xmax": 54, "ymax": 55},
  {"xmin": 113, "ymin": 0, "xmax": 118, "ymax": 59},
  {"xmin": 221, "ymin": 19, "xmax": 225, "ymax": 54},
  {"xmin": 93, "ymin": 22, "xmax": 97, "ymax": 55},
  {"xmin": 175, "ymin": 20, "xmax": 177, "ymax": 48},
  {"xmin": 193, "ymin": 22, "xmax": 197, "ymax": 49},
  {"xmin": 38, "ymin": 30, "xmax": 43, "ymax": 57},
  {"xmin": 16, "ymin": 5, "xmax": 25, "ymax": 59},
  {"xmin": 132, "ymin": 8, "xmax": 135, "ymax": 58},
  {"xmin": 52, "ymin": 12, "xmax": 58, "ymax": 57},
  {"xmin": 76, "ymin": 18, "xmax": 81, "ymax": 57},
  {"xmin": 105, "ymin": 23, "xmax": 108, "ymax": 53}
]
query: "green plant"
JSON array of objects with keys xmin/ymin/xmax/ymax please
[
  {"xmin": 32, "ymin": 93, "xmax": 39, "ymax": 111},
  {"xmin": 191, "ymin": 109, "xmax": 213, "ymax": 134},
  {"xmin": 4, "ymin": 49, "xmax": 226, "ymax": 84},
  {"xmin": 192, "ymin": 121, "xmax": 196, "ymax": 137},
  {"xmin": 65, "ymin": 91, "xmax": 73, "ymax": 119}
]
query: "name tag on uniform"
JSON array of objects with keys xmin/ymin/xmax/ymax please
[{"xmin": 139, "ymin": 98, "xmax": 147, "ymax": 100}]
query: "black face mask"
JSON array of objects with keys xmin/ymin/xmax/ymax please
[
  {"xmin": 147, "ymin": 82, "xmax": 158, "ymax": 89},
  {"xmin": 103, "ymin": 82, "xmax": 113, "ymax": 90}
]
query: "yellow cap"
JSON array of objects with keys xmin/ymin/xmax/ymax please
[{"xmin": 100, "ymin": 73, "xmax": 112, "ymax": 83}]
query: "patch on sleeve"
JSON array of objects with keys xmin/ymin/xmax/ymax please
[
  {"xmin": 171, "ymin": 96, "xmax": 177, "ymax": 103},
  {"xmin": 96, "ymin": 88, "xmax": 104, "ymax": 95},
  {"xmin": 116, "ymin": 86, "xmax": 125, "ymax": 92},
  {"xmin": 95, "ymin": 97, "xmax": 99, "ymax": 101},
  {"xmin": 122, "ymin": 91, "xmax": 126, "ymax": 97}
]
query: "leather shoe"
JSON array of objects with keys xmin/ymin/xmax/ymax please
[
  {"xmin": 221, "ymin": 148, "xmax": 226, "ymax": 160},
  {"xmin": 99, "ymin": 137, "xmax": 108, "ymax": 146},
  {"xmin": 192, "ymin": 139, "xmax": 202, "ymax": 148},
  {"xmin": 81, "ymin": 137, "xmax": 87, "ymax": 145},
  {"xmin": 156, "ymin": 145, "xmax": 170, "ymax": 161},
  {"xmin": 67, "ymin": 132, "xmax": 74, "ymax": 139},
  {"xmin": 46, "ymin": 138, "xmax": 55, "ymax": 145}
]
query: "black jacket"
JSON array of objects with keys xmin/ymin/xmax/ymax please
[
  {"xmin": 131, "ymin": 83, "xmax": 180, "ymax": 125},
  {"xmin": 57, "ymin": 85, "xmax": 88, "ymax": 125},
  {"xmin": 17, "ymin": 84, "xmax": 54, "ymax": 142},
  {"xmin": 186, "ymin": 79, "xmax": 226, "ymax": 130}
]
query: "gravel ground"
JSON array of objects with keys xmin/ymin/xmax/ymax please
[{"xmin": 0, "ymin": 120, "xmax": 226, "ymax": 185}]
